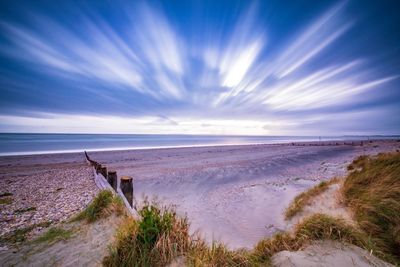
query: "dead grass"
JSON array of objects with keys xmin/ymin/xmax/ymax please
[
  {"xmin": 342, "ymin": 152, "xmax": 400, "ymax": 264},
  {"xmin": 285, "ymin": 178, "xmax": 340, "ymax": 219}
]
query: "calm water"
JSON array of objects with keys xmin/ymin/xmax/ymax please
[{"xmin": 0, "ymin": 133, "xmax": 397, "ymax": 156}]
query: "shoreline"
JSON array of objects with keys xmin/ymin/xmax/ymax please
[{"xmin": 0, "ymin": 137, "xmax": 397, "ymax": 157}]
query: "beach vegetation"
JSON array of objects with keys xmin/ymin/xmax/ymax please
[
  {"xmin": 255, "ymin": 213, "xmax": 368, "ymax": 260},
  {"xmin": 103, "ymin": 200, "xmax": 192, "ymax": 267},
  {"xmin": 34, "ymin": 227, "xmax": 73, "ymax": 244},
  {"xmin": 73, "ymin": 190, "xmax": 124, "ymax": 223},
  {"xmin": 342, "ymin": 152, "xmax": 400, "ymax": 264},
  {"xmin": 103, "ymin": 205, "xmax": 369, "ymax": 266},
  {"xmin": 0, "ymin": 221, "xmax": 52, "ymax": 244},
  {"xmin": 284, "ymin": 178, "xmax": 339, "ymax": 219}
]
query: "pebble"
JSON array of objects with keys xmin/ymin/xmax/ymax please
[{"xmin": 0, "ymin": 165, "xmax": 99, "ymax": 239}]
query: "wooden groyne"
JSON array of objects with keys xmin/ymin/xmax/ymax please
[{"xmin": 84, "ymin": 151, "xmax": 140, "ymax": 219}]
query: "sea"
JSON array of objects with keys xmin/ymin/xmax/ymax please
[{"xmin": 0, "ymin": 133, "xmax": 398, "ymax": 156}]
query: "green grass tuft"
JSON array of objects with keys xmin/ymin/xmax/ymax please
[
  {"xmin": 103, "ymin": 201, "xmax": 192, "ymax": 267},
  {"xmin": 73, "ymin": 190, "xmax": 124, "ymax": 223},
  {"xmin": 34, "ymin": 227, "xmax": 73, "ymax": 244},
  {"xmin": 285, "ymin": 178, "xmax": 339, "ymax": 219}
]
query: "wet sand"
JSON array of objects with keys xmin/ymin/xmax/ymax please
[{"xmin": 1, "ymin": 139, "xmax": 399, "ymax": 249}]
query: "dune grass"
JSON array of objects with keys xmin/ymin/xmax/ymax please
[
  {"xmin": 73, "ymin": 190, "xmax": 124, "ymax": 223},
  {"xmin": 34, "ymin": 227, "xmax": 73, "ymax": 244},
  {"xmin": 284, "ymin": 178, "xmax": 339, "ymax": 219},
  {"xmin": 103, "ymin": 203, "xmax": 368, "ymax": 267},
  {"xmin": 342, "ymin": 152, "xmax": 400, "ymax": 264},
  {"xmin": 254, "ymin": 213, "xmax": 368, "ymax": 261},
  {"xmin": 103, "ymin": 200, "xmax": 193, "ymax": 267}
]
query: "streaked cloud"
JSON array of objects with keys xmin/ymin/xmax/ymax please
[{"xmin": 0, "ymin": 0, "xmax": 399, "ymax": 135}]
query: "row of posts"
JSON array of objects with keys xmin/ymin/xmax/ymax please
[
  {"xmin": 290, "ymin": 141, "xmax": 364, "ymax": 146},
  {"xmin": 84, "ymin": 151, "xmax": 133, "ymax": 207}
]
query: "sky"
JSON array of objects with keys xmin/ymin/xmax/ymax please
[{"xmin": 0, "ymin": 0, "xmax": 399, "ymax": 135}]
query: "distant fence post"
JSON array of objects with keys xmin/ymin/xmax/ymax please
[
  {"xmin": 120, "ymin": 176, "xmax": 133, "ymax": 207},
  {"xmin": 107, "ymin": 171, "xmax": 118, "ymax": 191}
]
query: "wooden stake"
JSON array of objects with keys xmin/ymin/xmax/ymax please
[
  {"xmin": 107, "ymin": 171, "xmax": 117, "ymax": 191},
  {"xmin": 120, "ymin": 176, "xmax": 133, "ymax": 207}
]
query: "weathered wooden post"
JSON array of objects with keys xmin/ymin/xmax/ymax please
[
  {"xmin": 107, "ymin": 171, "xmax": 117, "ymax": 191},
  {"xmin": 96, "ymin": 164, "xmax": 102, "ymax": 174},
  {"xmin": 120, "ymin": 176, "xmax": 133, "ymax": 207},
  {"xmin": 101, "ymin": 166, "xmax": 107, "ymax": 178}
]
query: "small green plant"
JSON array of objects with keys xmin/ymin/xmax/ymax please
[
  {"xmin": 103, "ymin": 201, "xmax": 191, "ymax": 267},
  {"xmin": 34, "ymin": 227, "xmax": 73, "ymax": 244},
  {"xmin": 285, "ymin": 178, "xmax": 339, "ymax": 219}
]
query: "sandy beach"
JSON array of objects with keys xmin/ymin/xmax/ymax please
[{"xmin": 1, "ymin": 139, "xmax": 399, "ymax": 249}]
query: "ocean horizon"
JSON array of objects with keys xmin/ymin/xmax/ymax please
[{"xmin": 0, "ymin": 133, "xmax": 398, "ymax": 156}]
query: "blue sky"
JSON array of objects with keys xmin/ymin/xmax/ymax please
[{"xmin": 0, "ymin": 0, "xmax": 399, "ymax": 135}]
